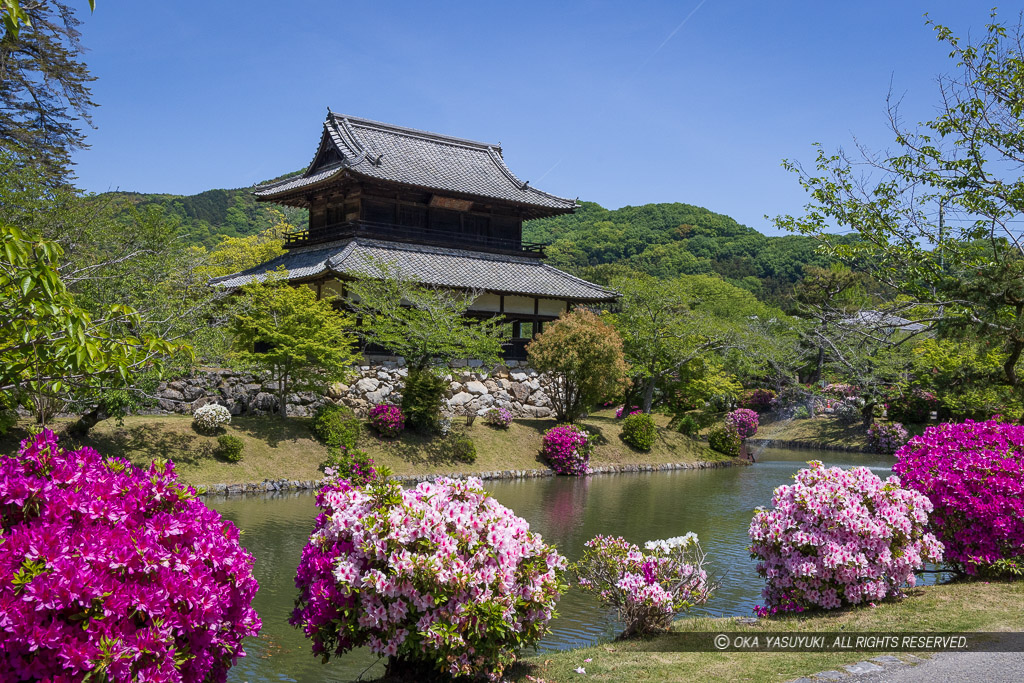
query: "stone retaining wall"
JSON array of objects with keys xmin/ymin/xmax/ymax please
[
  {"xmin": 199, "ymin": 459, "xmax": 749, "ymax": 497},
  {"xmin": 154, "ymin": 359, "xmax": 558, "ymax": 419}
]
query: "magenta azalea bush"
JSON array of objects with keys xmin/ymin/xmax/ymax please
[
  {"xmin": 368, "ymin": 404, "xmax": 405, "ymax": 437},
  {"xmin": 291, "ymin": 476, "xmax": 566, "ymax": 680},
  {"xmin": 572, "ymin": 533, "xmax": 715, "ymax": 637},
  {"xmin": 483, "ymin": 406, "xmax": 513, "ymax": 429},
  {"xmin": 867, "ymin": 421, "xmax": 909, "ymax": 454},
  {"xmin": 893, "ymin": 420, "xmax": 1024, "ymax": 575},
  {"xmin": 725, "ymin": 408, "xmax": 759, "ymax": 440},
  {"xmin": 739, "ymin": 388, "xmax": 776, "ymax": 412},
  {"xmin": 749, "ymin": 460, "xmax": 943, "ymax": 614},
  {"xmin": 541, "ymin": 424, "xmax": 592, "ymax": 475},
  {"xmin": 0, "ymin": 431, "xmax": 260, "ymax": 681},
  {"xmin": 615, "ymin": 405, "xmax": 641, "ymax": 418}
]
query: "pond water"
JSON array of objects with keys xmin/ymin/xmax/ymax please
[{"xmin": 212, "ymin": 447, "xmax": 900, "ymax": 682}]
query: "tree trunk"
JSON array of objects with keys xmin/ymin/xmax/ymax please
[
  {"xmin": 861, "ymin": 400, "xmax": 876, "ymax": 428},
  {"xmin": 278, "ymin": 373, "xmax": 288, "ymax": 417},
  {"xmin": 68, "ymin": 404, "xmax": 109, "ymax": 438},
  {"xmin": 642, "ymin": 377, "xmax": 656, "ymax": 413}
]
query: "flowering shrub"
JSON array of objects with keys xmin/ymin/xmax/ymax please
[
  {"xmin": 749, "ymin": 460, "xmax": 942, "ymax": 614},
  {"xmin": 887, "ymin": 389, "xmax": 941, "ymax": 424},
  {"xmin": 615, "ymin": 405, "xmax": 641, "ymax": 419},
  {"xmin": 541, "ymin": 424, "xmax": 592, "ymax": 475},
  {"xmin": 823, "ymin": 383, "xmax": 858, "ymax": 398},
  {"xmin": 193, "ymin": 402, "xmax": 231, "ymax": 432},
  {"xmin": 572, "ymin": 533, "xmax": 715, "ymax": 637},
  {"xmin": 739, "ymin": 388, "xmax": 776, "ymax": 412},
  {"xmin": 893, "ymin": 420, "xmax": 1024, "ymax": 575},
  {"xmin": 483, "ymin": 406, "xmax": 513, "ymax": 429},
  {"xmin": 291, "ymin": 476, "xmax": 566, "ymax": 680},
  {"xmin": 0, "ymin": 431, "xmax": 260, "ymax": 681},
  {"xmin": 621, "ymin": 412, "xmax": 657, "ymax": 451},
  {"xmin": 829, "ymin": 396, "xmax": 865, "ymax": 425},
  {"xmin": 725, "ymin": 408, "xmax": 759, "ymax": 439},
  {"xmin": 708, "ymin": 423, "xmax": 741, "ymax": 456},
  {"xmin": 368, "ymin": 404, "xmax": 405, "ymax": 437},
  {"xmin": 867, "ymin": 422, "xmax": 909, "ymax": 454},
  {"xmin": 321, "ymin": 446, "xmax": 384, "ymax": 487}
]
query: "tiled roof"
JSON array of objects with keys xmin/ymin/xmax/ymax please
[
  {"xmin": 209, "ymin": 238, "xmax": 617, "ymax": 302},
  {"xmin": 255, "ymin": 113, "xmax": 578, "ymax": 212}
]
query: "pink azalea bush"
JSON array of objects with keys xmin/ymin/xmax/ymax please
[
  {"xmin": 368, "ymin": 404, "xmax": 405, "ymax": 437},
  {"xmin": 749, "ymin": 460, "xmax": 943, "ymax": 615},
  {"xmin": 867, "ymin": 422, "xmax": 909, "ymax": 454},
  {"xmin": 541, "ymin": 424, "xmax": 592, "ymax": 475},
  {"xmin": 0, "ymin": 431, "xmax": 260, "ymax": 682},
  {"xmin": 291, "ymin": 476, "xmax": 566, "ymax": 680},
  {"xmin": 738, "ymin": 388, "xmax": 776, "ymax": 412},
  {"xmin": 483, "ymin": 406, "xmax": 513, "ymax": 429},
  {"xmin": 725, "ymin": 408, "xmax": 759, "ymax": 440},
  {"xmin": 572, "ymin": 533, "xmax": 715, "ymax": 637},
  {"xmin": 893, "ymin": 420, "xmax": 1024, "ymax": 575},
  {"xmin": 615, "ymin": 405, "xmax": 641, "ymax": 418}
]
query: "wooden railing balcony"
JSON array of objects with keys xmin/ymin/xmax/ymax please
[{"xmin": 283, "ymin": 220, "xmax": 547, "ymax": 257}]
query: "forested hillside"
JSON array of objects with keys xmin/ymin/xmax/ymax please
[
  {"xmin": 523, "ymin": 201, "xmax": 835, "ymax": 302},
  {"xmin": 104, "ymin": 187, "xmax": 832, "ymax": 303}
]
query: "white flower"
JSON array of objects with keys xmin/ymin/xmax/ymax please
[
  {"xmin": 574, "ymin": 667, "xmax": 586, "ymax": 674},
  {"xmin": 644, "ymin": 532, "xmax": 699, "ymax": 553},
  {"xmin": 193, "ymin": 403, "xmax": 231, "ymax": 431}
]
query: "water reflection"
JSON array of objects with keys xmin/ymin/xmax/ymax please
[{"xmin": 212, "ymin": 448, "xmax": 900, "ymax": 682}]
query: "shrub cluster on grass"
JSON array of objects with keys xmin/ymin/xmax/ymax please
[
  {"xmin": 193, "ymin": 402, "xmax": 231, "ymax": 432},
  {"xmin": 312, "ymin": 403, "xmax": 361, "ymax": 448},
  {"xmin": 291, "ymin": 477, "xmax": 566, "ymax": 680},
  {"xmin": 572, "ymin": 533, "xmax": 715, "ymax": 637},
  {"xmin": 483, "ymin": 406, "xmax": 513, "ymax": 429},
  {"xmin": 368, "ymin": 404, "xmax": 405, "ymax": 438},
  {"xmin": 448, "ymin": 432, "xmax": 477, "ymax": 463},
  {"xmin": 620, "ymin": 412, "xmax": 656, "ymax": 451},
  {"xmin": 674, "ymin": 413, "xmax": 700, "ymax": 436},
  {"xmin": 749, "ymin": 460, "xmax": 943, "ymax": 615},
  {"xmin": 541, "ymin": 424, "xmax": 592, "ymax": 475},
  {"xmin": 867, "ymin": 422, "xmax": 909, "ymax": 454},
  {"xmin": 321, "ymin": 446, "xmax": 384, "ymax": 487},
  {"xmin": 725, "ymin": 408, "xmax": 759, "ymax": 439},
  {"xmin": 708, "ymin": 424, "xmax": 741, "ymax": 456},
  {"xmin": 215, "ymin": 434, "xmax": 245, "ymax": 462},
  {"xmin": 0, "ymin": 431, "xmax": 261, "ymax": 680},
  {"xmin": 894, "ymin": 420, "xmax": 1024, "ymax": 576}
]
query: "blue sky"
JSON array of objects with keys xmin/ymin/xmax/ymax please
[{"xmin": 72, "ymin": 1, "xmax": 999, "ymax": 235}]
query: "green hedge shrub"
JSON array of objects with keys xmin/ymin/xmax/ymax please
[
  {"xmin": 215, "ymin": 434, "xmax": 244, "ymax": 462},
  {"xmin": 449, "ymin": 433, "xmax": 477, "ymax": 464},
  {"xmin": 621, "ymin": 412, "xmax": 657, "ymax": 451},
  {"xmin": 312, "ymin": 403, "xmax": 361, "ymax": 449},
  {"xmin": 708, "ymin": 424, "xmax": 741, "ymax": 457},
  {"xmin": 675, "ymin": 414, "xmax": 700, "ymax": 437},
  {"xmin": 401, "ymin": 369, "xmax": 447, "ymax": 434}
]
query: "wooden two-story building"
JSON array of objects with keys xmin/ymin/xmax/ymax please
[{"xmin": 212, "ymin": 112, "xmax": 617, "ymax": 360}]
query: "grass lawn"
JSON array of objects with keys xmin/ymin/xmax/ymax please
[
  {"xmin": 1, "ymin": 408, "xmax": 726, "ymax": 487},
  {"xmin": 508, "ymin": 580, "xmax": 1024, "ymax": 683}
]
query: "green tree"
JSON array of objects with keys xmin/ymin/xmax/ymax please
[
  {"xmin": 1, "ymin": 1, "xmax": 96, "ymax": 182},
  {"xmin": 0, "ymin": 224, "xmax": 186, "ymax": 425},
  {"xmin": 526, "ymin": 309, "xmax": 629, "ymax": 423},
  {"xmin": 230, "ymin": 277, "xmax": 359, "ymax": 417},
  {"xmin": 778, "ymin": 11, "xmax": 1024, "ymax": 415},
  {"xmin": 792, "ymin": 265, "xmax": 873, "ymax": 383},
  {"xmin": 195, "ymin": 210, "xmax": 290, "ymax": 279}
]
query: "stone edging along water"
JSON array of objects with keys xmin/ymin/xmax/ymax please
[
  {"xmin": 199, "ymin": 459, "xmax": 749, "ymax": 497},
  {"xmin": 747, "ymin": 437, "xmax": 872, "ymax": 454}
]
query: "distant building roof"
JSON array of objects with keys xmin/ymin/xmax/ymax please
[
  {"xmin": 210, "ymin": 238, "xmax": 618, "ymax": 303},
  {"xmin": 254, "ymin": 113, "xmax": 578, "ymax": 214}
]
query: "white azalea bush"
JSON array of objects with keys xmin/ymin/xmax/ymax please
[
  {"xmin": 571, "ymin": 532, "xmax": 716, "ymax": 637},
  {"xmin": 193, "ymin": 403, "xmax": 231, "ymax": 432}
]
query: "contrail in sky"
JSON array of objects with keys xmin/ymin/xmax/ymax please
[{"xmin": 639, "ymin": 0, "xmax": 710, "ymax": 69}]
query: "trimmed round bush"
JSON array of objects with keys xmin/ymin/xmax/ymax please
[
  {"xmin": 749, "ymin": 460, "xmax": 943, "ymax": 615},
  {"xmin": 894, "ymin": 420, "xmax": 1024, "ymax": 575},
  {"xmin": 449, "ymin": 432, "xmax": 477, "ymax": 463},
  {"xmin": 572, "ymin": 533, "xmax": 715, "ymax": 637},
  {"xmin": 193, "ymin": 402, "xmax": 231, "ymax": 432},
  {"xmin": 621, "ymin": 412, "xmax": 657, "ymax": 451},
  {"xmin": 312, "ymin": 403, "xmax": 361, "ymax": 449},
  {"xmin": 867, "ymin": 422, "xmax": 909, "ymax": 454},
  {"xmin": 368, "ymin": 404, "xmax": 405, "ymax": 438},
  {"xmin": 725, "ymin": 408, "xmax": 759, "ymax": 439},
  {"xmin": 0, "ymin": 431, "xmax": 261, "ymax": 681},
  {"xmin": 708, "ymin": 423, "xmax": 741, "ymax": 456},
  {"xmin": 483, "ymin": 406, "xmax": 513, "ymax": 429},
  {"xmin": 675, "ymin": 413, "xmax": 700, "ymax": 436},
  {"xmin": 541, "ymin": 424, "xmax": 592, "ymax": 475},
  {"xmin": 215, "ymin": 434, "xmax": 245, "ymax": 462},
  {"xmin": 291, "ymin": 476, "xmax": 566, "ymax": 680}
]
